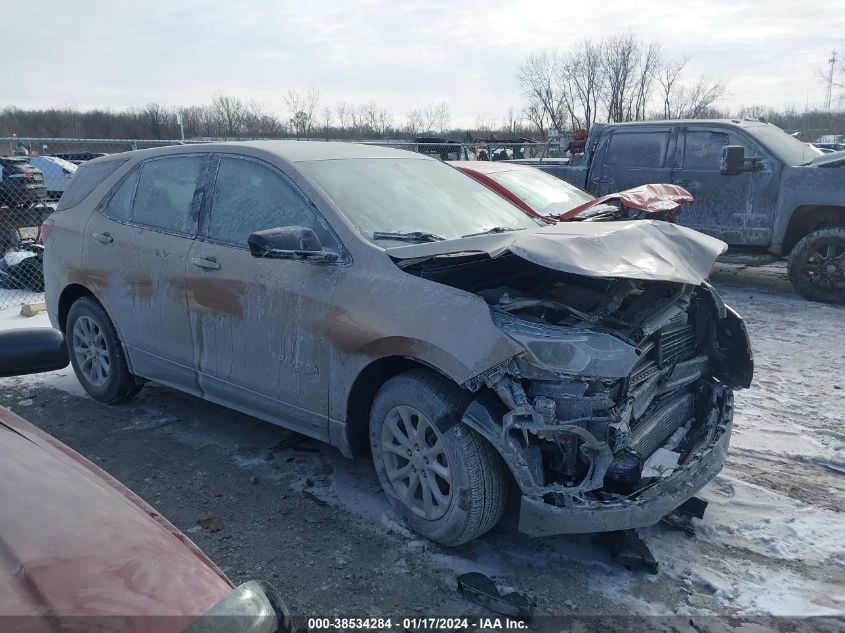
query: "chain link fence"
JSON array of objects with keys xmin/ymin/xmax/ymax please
[{"xmin": 0, "ymin": 136, "xmax": 550, "ymax": 310}]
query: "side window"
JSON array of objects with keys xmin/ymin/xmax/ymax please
[
  {"xmin": 132, "ymin": 155, "xmax": 206, "ymax": 234},
  {"xmin": 56, "ymin": 159, "xmax": 128, "ymax": 210},
  {"xmin": 605, "ymin": 131, "xmax": 671, "ymax": 168},
  {"xmin": 104, "ymin": 169, "xmax": 140, "ymax": 221},
  {"xmin": 207, "ymin": 156, "xmax": 326, "ymax": 247},
  {"xmin": 683, "ymin": 131, "xmax": 746, "ymax": 170}
]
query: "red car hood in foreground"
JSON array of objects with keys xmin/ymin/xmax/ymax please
[
  {"xmin": 557, "ymin": 183, "xmax": 694, "ymax": 221},
  {"xmin": 0, "ymin": 406, "xmax": 232, "ymax": 628}
]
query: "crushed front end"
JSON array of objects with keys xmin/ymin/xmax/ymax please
[{"xmin": 462, "ymin": 272, "xmax": 753, "ymax": 535}]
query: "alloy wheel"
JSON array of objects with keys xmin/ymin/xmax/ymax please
[
  {"xmin": 380, "ymin": 405, "xmax": 452, "ymax": 520},
  {"xmin": 72, "ymin": 315, "xmax": 111, "ymax": 387}
]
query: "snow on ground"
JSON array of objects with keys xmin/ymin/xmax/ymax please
[{"xmin": 0, "ymin": 302, "xmax": 51, "ymax": 330}]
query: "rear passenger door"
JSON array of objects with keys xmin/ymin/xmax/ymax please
[
  {"xmin": 589, "ymin": 126, "xmax": 676, "ymax": 196},
  {"xmin": 186, "ymin": 153, "xmax": 343, "ymax": 440},
  {"xmin": 82, "ymin": 153, "xmax": 210, "ymax": 392}
]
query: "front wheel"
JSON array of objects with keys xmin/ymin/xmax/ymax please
[
  {"xmin": 369, "ymin": 369, "xmax": 507, "ymax": 546},
  {"xmin": 787, "ymin": 227, "xmax": 845, "ymax": 304}
]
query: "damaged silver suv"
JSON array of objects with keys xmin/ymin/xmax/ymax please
[{"xmin": 43, "ymin": 142, "xmax": 753, "ymax": 546}]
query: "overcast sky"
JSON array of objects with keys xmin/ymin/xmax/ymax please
[{"xmin": 5, "ymin": 0, "xmax": 845, "ymax": 127}]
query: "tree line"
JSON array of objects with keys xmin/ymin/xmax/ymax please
[{"xmin": 0, "ymin": 93, "xmax": 460, "ymax": 142}]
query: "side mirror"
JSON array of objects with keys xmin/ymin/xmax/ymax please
[
  {"xmin": 0, "ymin": 329, "xmax": 69, "ymax": 378},
  {"xmin": 720, "ymin": 145, "xmax": 746, "ymax": 175},
  {"xmin": 247, "ymin": 226, "xmax": 336, "ymax": 262}
]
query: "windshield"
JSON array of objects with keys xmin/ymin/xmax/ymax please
[
  {"xmin": 745, "ymin": 124, "xmax": 820, "ymax": 165},
  {"xmin": 299, "ymin": 158, "xmax": 542, "ymax": 243},
  {"xmin": 487, "ymin": 168, "xmax": 594, "ymax": 216}
]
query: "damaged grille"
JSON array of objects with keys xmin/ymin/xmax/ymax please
[
  {"xmin": 630, "ymin": 322, "xmax": 697, "ymax": 388},
  {"xmin": 658, "ymin": 324, "xmax": 696, "ymax": 366}
]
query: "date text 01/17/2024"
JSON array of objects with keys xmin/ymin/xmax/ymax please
[{"xmin": 306, "ymin": 617, "xmax": 529, "ymax": 630}]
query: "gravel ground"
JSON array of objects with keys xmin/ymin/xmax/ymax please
[{"xmin": 1, "ymin": 262, "xmax": 843, "ymax": 630}]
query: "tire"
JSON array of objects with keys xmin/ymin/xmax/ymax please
[
  {"xmin": 787, "ymin": 227, "xmax": 845, "ymax": 305},
  {"xmin": 369, "ymin": 369, "xmax": 507, "ymax": 546},
  {"xmin": 66, "ymin": 296, "xmax": 143, "ymax": 403}
]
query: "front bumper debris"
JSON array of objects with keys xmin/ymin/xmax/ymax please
[{"xmin": 516, "ymin": 390, "xmax": 733, "ymax": 536}]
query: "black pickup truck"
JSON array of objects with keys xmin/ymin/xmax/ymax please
[{"xmin": 515, "ymin": 120, "xmax": 845, "ymax": 304}]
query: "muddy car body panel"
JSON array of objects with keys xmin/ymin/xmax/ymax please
[{"xmin": 44, "ymin": 141, "xmax": 753, "ymax": 537}]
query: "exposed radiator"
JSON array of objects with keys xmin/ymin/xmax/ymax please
[{"xmin": 629, "ymin": 393, "xmax": 694, "ymax": 458}]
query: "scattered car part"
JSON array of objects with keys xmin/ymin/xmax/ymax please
[
  {"xmin": 660, "ymin": 496, "xmax": 709, "ymax": 535},
  {"xmin": 597, "ymin": 530, "xmax": 658, "ymax": 574},
  {"xmin": 457, "ymin": 572, "xmax": 534, "ymax": 620}
]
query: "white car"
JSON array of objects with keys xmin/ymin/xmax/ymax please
[{"xmin": 21, "ymin": 156, "xmax": 76, "ymax": 199}]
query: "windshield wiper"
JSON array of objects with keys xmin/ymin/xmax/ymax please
[
  {"xmin": 372, "ymin": 230, "xmax": 446, "ymax": 243},
  {"xmin": 461, "ymin": 226, "xmax": 525, "ymax": 238}
]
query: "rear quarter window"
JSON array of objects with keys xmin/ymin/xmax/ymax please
[{"xmin": 57, "ymin": 159, "xmax": 128, "ymax": 210}]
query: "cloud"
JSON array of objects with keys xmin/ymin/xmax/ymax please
[{"xmin": 3, "ymin": 0, "xmax": 844, "ymax": 126}]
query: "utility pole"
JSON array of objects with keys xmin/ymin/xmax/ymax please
[{"xmin": 824, "ymin": 50, "xmax": 838, "ymax": 112}]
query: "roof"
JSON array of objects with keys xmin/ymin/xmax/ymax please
[
  {"xmin": 450, "ymin": 160, "xmax": 533, "ymax": 175},
  {"xmin": 85, "ymin": 140, "xmax": 431, "ymax": 167},
  {"xmin": 605, "ymin": 118, "xmax": 771, "ymax": 129}
]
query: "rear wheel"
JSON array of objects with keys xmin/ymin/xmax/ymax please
[
  {"xmin": 787, "ymin": 227, "xmax": 845, "ymax": 304},
  {"xmin": 66, "ymin": 296, "xmax": 143, "ymax": 403},
  {"xmin": 369, "ymin": 369, "xmax": 507, "ymax": 546}
]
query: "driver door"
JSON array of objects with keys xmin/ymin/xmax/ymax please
[
  {"xmin": 672, "ymin": 127, "xmax": 779, "ymax": 246},
  {"xmin": 186, "ymin": 153, "xmax": 343, "ymax": 439}
]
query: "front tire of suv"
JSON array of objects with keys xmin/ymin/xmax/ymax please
[
  {"xmin": 787, "ymin": 227, "xmax": 845, "ymax": 305},
  {"xmin": 66, "ymin": 296, "xmax": 143, "ymax": 403},
  {"xmin": 369, "ymin": 369, "xmax": 507, "ymax": 546}
]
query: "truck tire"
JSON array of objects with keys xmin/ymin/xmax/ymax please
[
  {"xmin": 787, "ymin": 227, "xmax": 845, "ymax": 305},
  {"xmin": 66, "ymin": 296, "xmax": 144, "ymax": 403},
  {"xmin": 369, "ymin": 369, "xmax": 507, "ymax": 546}
]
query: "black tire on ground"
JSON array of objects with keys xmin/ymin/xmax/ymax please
[
  {"xmin": 369, "ymin": 368, "xmax": 507, "ymax": 546},
  {"xmin": 787, "ymin": 227, "xmax": 845, "ymax": 305},
  {"xmin": 66, "ymin": 296, "xmax": 143, "ymax": 403}
]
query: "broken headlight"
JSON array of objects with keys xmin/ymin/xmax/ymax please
[{"xmin": 491, "ymin": 310, "xmax": 638, "ymax": 378}]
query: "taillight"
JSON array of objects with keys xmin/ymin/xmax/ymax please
[
  {"xmin": 24, "ymin": 171, "xmax": 34, "ymax": 179},
  {"xmin": 41, "ymin": 218, "xmax": 55, "ymax": 242}
]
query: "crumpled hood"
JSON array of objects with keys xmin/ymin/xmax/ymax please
[{"xmin": 386, "ymin": 220, "xmax": 727, "ymax": 285}]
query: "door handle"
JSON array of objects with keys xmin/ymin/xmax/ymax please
[
  {"xmin": 674, "ymin": 179, "xmax": 697, "ymax": 188},
  {"xmin": 191, "ymin": 256, "xmax": 221, "ymax": 270},
  {"xmin": 92, "ymin": 232, "xmax": 113, "ymax": 244}
]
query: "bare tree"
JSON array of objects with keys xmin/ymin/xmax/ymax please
[
  {"xmin": 518, "ymin": 51, "xmax": 566, "ymax": 131},
  {"xmin": 335, "ymin": 102, "xmax": 352, "ymax": 131},
  {"xmin": 321, "ymin": 106, "xmax": 333, "ymax": 138},
  {"xmin": 210, "ymin": 93, "xmax": 246, "ymax": 137},
  {"xmin": 376, "ymin": 108, "xmax": 393, "ymax": 137},
  {"xmin": 473, "ymin": 114, "xmax": 498, "ymax": 132},
  {"xmin": 285, "ymin": 88, "xmax": 320, "ymax": 139},
  {"xmin": 426, "ymin": 101, "xmax": 450, "ymax": 133},
  {"xmin": 558, "ymin": 39, "xmax": 604, "ymax": 130},
  {"xmin": 672, "ymin": 76, "xmax": 728, "ymax": 118},
  {"xmin": 657, "ymin": 56, "xmax": 688, "ymax": 119},
  {"xmin": 522, "ymin": 102, "xmax": 548, "ymax": 135},
  {"xmin": 404, "ymin": 109, "xmax": 426, "ymax": 135}
]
